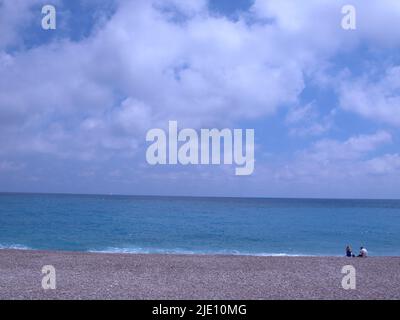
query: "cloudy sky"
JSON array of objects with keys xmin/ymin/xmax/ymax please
[{"xmin": 1, "ymin": 0, "xmax": 400, "ymax": 198}]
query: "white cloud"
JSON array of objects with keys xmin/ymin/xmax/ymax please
[
  {"xmin": 300, "ymin": 131, "xmax": 392, "ymax": 162},
  {"xmin": 0, "ymin": 0, "xmax": 308, "ymax": 159},
  {"xmin": 339, "ymin": 66, "xmax": 400, "ymax": 126},
  {"xmin": 285, "ymin": 103, "xmax": 334, "ymax": 137},
  {"xmin": 1, "ymin": 0, "xmax": 400, "ymax": 198},
  {"xmin": 252, "ymin": 0, "xmax": 400, "ymax": 48},
  {"xmin": 366, "ymin": 154, "xmax": 400, "ymax": 175},
  {"xmin": 270, "ymin": 131, "xmax": 394, "ymax": 184},
  {"xmin": 286, "ymin": 103, "xmax": 315, "ymax": 125},
  {"xmin": 0, "ymin": 0, "xmax": 42, "ymax": 49}
]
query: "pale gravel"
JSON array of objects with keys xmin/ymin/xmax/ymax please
[{"xmin": 0, "ymin": 249, "xmax": 399, "ymax": 300}]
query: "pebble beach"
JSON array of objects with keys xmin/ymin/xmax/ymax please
[{"xmin": 0, "ymin": 249, "xmax": 399, "ymax": 300}]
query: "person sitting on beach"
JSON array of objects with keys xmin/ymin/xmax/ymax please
[
  {"xmin": 345, "ymin": 245, "xmax": 354, "ymax": 257},
  {"xmin": 357, "ymin": 246, "xmax": 368, "ymax": 257}
]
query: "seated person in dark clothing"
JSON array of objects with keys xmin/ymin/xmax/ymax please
[{"xmin": 346, "ymin": 245, "xmax": 354, "ymax": 257}]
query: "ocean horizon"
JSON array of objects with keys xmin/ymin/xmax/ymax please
[{"xmin": 1, "ymin": 193, "xmax": 400, "ymax": 257}]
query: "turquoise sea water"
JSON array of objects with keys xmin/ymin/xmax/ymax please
[{"xmin": 0, "ymin": 193, "xmax": 399, "ymax": 256}]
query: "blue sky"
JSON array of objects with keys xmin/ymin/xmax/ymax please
[{"xmin": 1, "ymin": 0, "xmax": 400, "ymax": 198}]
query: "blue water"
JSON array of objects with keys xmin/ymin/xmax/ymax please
[{"xmin": 0, "ymin": 193, "xmax": 400, "ymax": 256}]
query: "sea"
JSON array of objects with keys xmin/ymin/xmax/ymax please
[{"xmin": 1, "ymin": 193, "xmax": 399, "ymax": 256}]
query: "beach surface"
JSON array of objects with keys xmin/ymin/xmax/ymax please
[{"xmin": 0, "ymin": 249, "xmax": 399, "ymax": 300}]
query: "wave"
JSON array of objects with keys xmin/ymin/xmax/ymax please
[
  {"xmin": 0, "ymin": 243, "xmax": 31, "ymax": 250},
  {"xmin": 88, "ymin": 246, "xmax": 314, "ymax": 257}
]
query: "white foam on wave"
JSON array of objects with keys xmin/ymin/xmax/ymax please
[
  {"xmin": 0, "ymin": 243, "xmax": 31, "ymax": 250},
  {"xmin": 88, "ymin": 247, "xmax": 314, "ymax": 257}
]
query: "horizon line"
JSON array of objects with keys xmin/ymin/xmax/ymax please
[{"xmin": 0, "ymin": 191, "xmax": 399, "ymax": 201}]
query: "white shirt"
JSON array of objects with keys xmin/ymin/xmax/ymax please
[{"xmin": 360, "ymin": 248, "xmax": 368, "ymax": 257}]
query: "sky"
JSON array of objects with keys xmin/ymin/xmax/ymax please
[{"xmin": 1, "ymin": 0, "xmax": 400, "ymax": 198}]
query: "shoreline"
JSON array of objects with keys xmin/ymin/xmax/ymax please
[
  {"xmin": 1, "ymin": 249, "xmax": 400, "ymax": 299},
  {"xmin": 3, "ymin": 247, "xmax": 400, "ymax": 257}
]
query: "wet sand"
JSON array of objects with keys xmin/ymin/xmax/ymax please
[{"xmin": 0, "ymin": 249, "xmax": 399, "ymax": 299}]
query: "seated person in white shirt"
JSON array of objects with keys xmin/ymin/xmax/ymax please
[{"xmin": 358, "ymin": 246, "xmax": 368, "ymax": 257}]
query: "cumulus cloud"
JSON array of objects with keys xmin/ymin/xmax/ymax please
[
  {"xmin": 1, "ymin": 0, "xmax": 400, "ymax": 196},
  {"xmin": 0, "ymin": 0, "xmax": 306, "ymax": 159},
  {"xmin": 2, "ymin": 0, "xmax": 399, "ymax": 158},
  {"xmin": 285, "ymin": 103, "xmax": 334, "ymax": 137},
  {"xmin": 339, "ymin": 66, "xmax": 400, "ymax": 126},
  {"xmin": 0, "ymin": 0, "xmax": 43, "ymax": 49},
  {"xmin": 273, "ymin": 131, "xmax": 394, "ymax": 182},
  {"xmin": 252, "ymin": 0, "xmax": 400, "ymax": 48},
  {"xmin": 366, "ymin": 154, "xmax": 400, "ymax": 175}
]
